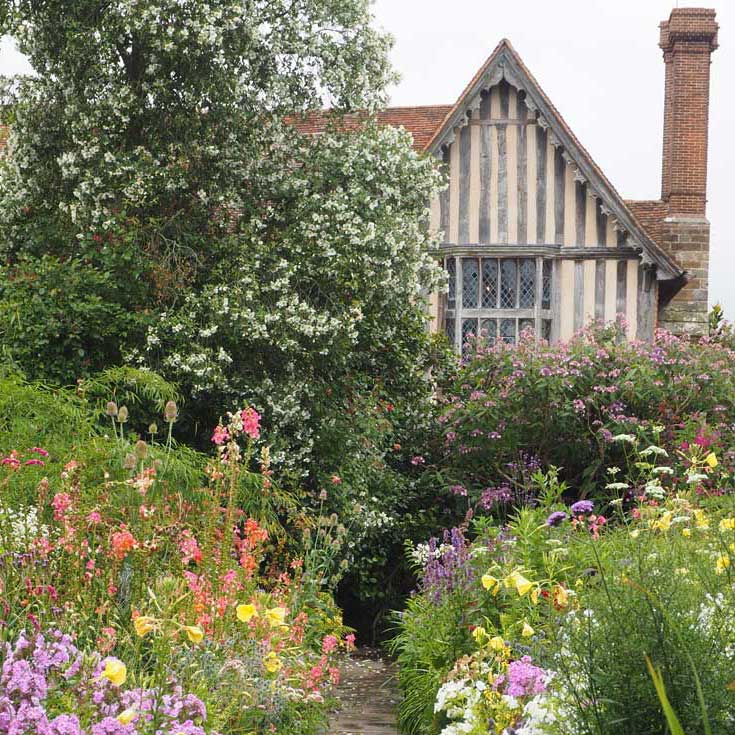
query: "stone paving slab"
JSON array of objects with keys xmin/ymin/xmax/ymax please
[{"xmin": 330, "ymin": 652, "xmax": 400, "ymax": 735}]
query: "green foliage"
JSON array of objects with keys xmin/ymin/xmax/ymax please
[{"xmin": 0, "ymin": 255, "xmax": 145, "ymax": 384}]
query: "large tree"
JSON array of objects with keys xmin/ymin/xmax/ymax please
[{"xmin": 0, "ymin": 0, "xmax": 446, "ymax": 476}]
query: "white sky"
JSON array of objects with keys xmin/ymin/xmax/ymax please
[{"xmin": 0, "ymin": 2, "xmax": 732, "ymax": 315}]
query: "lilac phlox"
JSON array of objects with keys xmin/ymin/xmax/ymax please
[{"xmin": 504, "ymin": 656, "xmax": 548, "ymax": 698}]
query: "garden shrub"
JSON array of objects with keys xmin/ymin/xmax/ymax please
[{"xmin": 431, "ymin": 324, "xmax": 735, "ymax": 506}]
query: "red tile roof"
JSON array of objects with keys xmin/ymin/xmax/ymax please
[
  {"xmin": 288, "ymin": 105, "xmax": 452, "ymax": 151},
  {"xmin": 625, "ymin": 200, "xmax": 669, "ymax": 249}
]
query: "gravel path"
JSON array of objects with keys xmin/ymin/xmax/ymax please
[{"xmin": 330, "ymin": 651, "xmax": 400, "ymax": 735}]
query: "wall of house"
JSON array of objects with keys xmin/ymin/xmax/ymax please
[{"xmin": 427, "ymin": 79, "xmax": 647, "ymax": 343}]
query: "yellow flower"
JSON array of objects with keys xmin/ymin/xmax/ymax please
[
  {"xmin": 101, "ymin": 658, "xmax": 127, "ymax": 687},
  {"xmin": 263, "ymin": 651, "xmax": 282, "ymax": 673},
  {"xmin": 509, "ymin": 572, "xmax": 533, "ymax": 597},
  {"xmin": 705, "ymin": 452, "xmax": 719, "ymax": 469},
  {"xmin": 530, "ymin": 587, "xmax": 540, "ymax": 605},
  {"xmin": 716, "ymin": 555, "xmax": 731, "ymax": 574},
  {"xmin": 521, "ymin": 622, "xmax": 535, "ymax": 638},
  {"xmin": 693, "ymin": 509, "xmax": 710, "ymax": 530},
  {"xmin": 236, "ymin": 603, "xmax": 258, "ymax": 623},
  {"xmin": 133, "ymin": 616, "xmax": 158, "ymax": 638},
  {"xmin": 652, "ymin": 511, "xmax": 672, "ymax": 532},
  {"xmin": 184, "ymin": 625, "xmax": 204, "ymax": 644},
  {"xmin": 472, "ymin": 626, "xmax": 487, "ymax": 642},
  {"xmin": 629, "ymin": 530, "xmax": 641, "ymax": 539},
  {"xmin": 488, "ymin": 636, "xmax": 506, "ymax": 651},
  {"xmin": 264, "ymin": 607, "xmax": 288, "ymax": 628},
  {"xmin": 553, "ymin": 585, "xmax": 569, "ymax": 608},
  {"xmin": 682, "ymin": 528, "xmax": 692, "ymax": 538},
  {"xmin": 720, "ymin": 518, "xmax": 735, "ymax": 531},
  {"xmin": 481, "ymin": 574, "xmax": 499, "ymax": 593},
  {"xmin": 117, "ymin": 708, "xmax": 137, "ymax": 725}
]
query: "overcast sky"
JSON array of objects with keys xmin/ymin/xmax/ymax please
[{"xmin": 0, "ymin": 2, "xmax": 732, "ymax": 315}]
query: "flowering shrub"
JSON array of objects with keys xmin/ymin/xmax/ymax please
[
  {"xmin": 392, "ymin": 438, "xmax": 735, "ymax": 735},
  {"xmin": 433, "ymin": 325, "xmax": 735, "ymax": 506}
]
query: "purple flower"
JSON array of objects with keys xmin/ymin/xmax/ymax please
[
  {"xmin": 504, "ymin": 656, "xmax": 548, "ymax": 698},
  {"xmin": 546, "ymin": 511, "xmax": 568, "ymax": 527},
  {"xmin": 448, "ymin": 485, "xmax": 467, "ymax": 497},
  {"xmin": 571, "ymin": 500, "xmax": 594, "ymax": 515}
]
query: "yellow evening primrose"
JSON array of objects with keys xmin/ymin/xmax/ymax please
[
  {"xmin": 652, "ymin": 511, "xmax": 672, "ymax": 532},
  {"xmin": 472, "ymin": 626, "xmax": 487, "ymax": 642},
  {"xmin": 488, "ymin": 636, "xmax": 506, "ymax": 652},
  {"xmin": 720, "ymin": 518, "xmax": 735, "ymax": 531},
  {"xmin": 693, "ymin": 510, "xmax": 710, "ymax": 530},
  {"xmin": 521, "ymin": 622, "xmax": 535, "ymax": 638},
  {"xmin": 236, "ymin": 603, "xmax": 258, "ymax": 623},
  {"xmin": 716, "ymin": 555, "xmax": 731, "ymax": 574},
  {"xmin": 513, "ymin": 574, "xmax": 533, "ymax": 597},
  {"xmin": 481, "ymin": 574, "xmax": 499, "ymax": 593},
  {"xmin": 117, "ymin": 708, "xmax": 137, "ymax": 725},
  {"xmin": 102, "ymin": 658, "xmax": 127, "ymax": 687},
  {"xmin": 705, "ymin": 452, "xmax": 719, "ymax": 469},
  {"xmin": 265, "ymin": 607, "xmax": 288, "ymax": 628},
  {"xmin": 553, "ymin": 585, "xmax": 569, "ymax": 608},
  {"xmin": 133, "ymin": 616, "xmax": 158, "ymax": 638},
  {"xmin": 184, "ymin": 625, "xmax": 204, "ymax": 644},
  {"xmin": 530, "ymin": 587, "xmax": 540, "ymax": 605},
  {"xmin": 682, "ymin": 528, "xmax": 692, "ymax": 537},
  {"xmin": 263, "ymin": 651, "xmax": 283, "ymax": 673}
]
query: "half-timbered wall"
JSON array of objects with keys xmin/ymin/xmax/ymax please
[{"xmin": 429, "ymin": 79, "xmax": 653, "ymax": 347}]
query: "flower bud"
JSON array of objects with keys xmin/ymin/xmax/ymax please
[
  {"xmin": 134, "ymin": 440, "xmax": 148, "ymax": 460},
  {"xmin": 123, "ymin": 453, "xmax": 137, "ymax": 470},
  {"xmin": 148, "ymin": 423, "xmax": 158, "ymax": 435},
  {"xmin": 106, "ymin": 401, "xmax": 118, "ymax": 417},
  {"xmin": 117, "ymin": 406, "xmax": 129, "ymax": 423},
  {"xmin": 164, "ymin": 401, "xmax": 178, "ymax": 423}
]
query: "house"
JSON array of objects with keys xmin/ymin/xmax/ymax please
[{"xmin": 298, "ymin": 7, "xmax": 719, "ymax": 349}]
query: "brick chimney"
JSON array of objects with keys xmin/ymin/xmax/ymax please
[{"xmin": 657, "ymin": 7, "xmax": 718, "ymax": 336}]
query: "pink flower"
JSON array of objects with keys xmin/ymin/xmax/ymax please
[
  {"xmin": 52, "ymin": 492, "xmax": 72, "ymax": 520},
  {"xmin": 87, "ymin": 511, "xmax": 102, "ymax": 524},
  {"xmin": 345, "ymin": 633, "xmax": 356, "ymax": 650},
  {"xmin": 322, "ymin": 635, "xmax": 339, "ymax": 654},
  {"xmin": 241, "ymin": 407, "xmax": 261, "ymax": 440},
  {"xmin": 211, "ymin": 424, "xmax": 230, "ymax": 445},
  {"xmin": 30, "ymin": 447, "xmax": 49, "ymax": 457},
  {"xmin": 24, "ymin": 459, "xmax": 45, "ymax": 467},
  {"xmin": 178, "ymin": 529, "xmax": 203, "ymax": 565},
  {"xmin": 330, "ymin": 474, "xmax": 342, "ymax": 485},
  {"xmin": 411, "ymin": 455, "xmax": 425, "ymax": 466}
]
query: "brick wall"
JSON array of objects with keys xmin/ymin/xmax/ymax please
[{"xmin": 657, "ymin": 8, "xmax": 718, "ymax": 336}]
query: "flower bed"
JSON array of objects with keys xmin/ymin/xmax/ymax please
[
  {"xmin": 0, "ymin": 404, "xmax": 353, "ymax": 734},
  {"xmin": 392, "ymin": 438, "xmax": 735, "ymax": 734}
]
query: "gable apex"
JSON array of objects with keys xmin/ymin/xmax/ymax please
[{"xmin": 425, "ymin": 40, "xmax": 683, "ymax": 281}]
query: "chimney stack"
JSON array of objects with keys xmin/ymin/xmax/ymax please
[
  {"xmin": 659, "ymin": 8, "xmax": 718, "ymax": 215},
  {"xmin": 657, "ymin": 8, "xmax": 718, "ymax": 337}
]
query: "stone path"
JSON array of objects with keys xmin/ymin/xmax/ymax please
[{"xmin": 329, "ymin": 650, "xmax": 400, "ymax": 735}]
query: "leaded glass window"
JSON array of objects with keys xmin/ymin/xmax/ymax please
[
  {"xmin": 442, "ymin": 256, "xmax": 554, "ymax": 354},
  {"xmin": 447, "ymin": 258, "xmax": 456, "ymax": 310},
  {"xmin": 482, "ymin": 259, "xmax": 498, "ymax": 308},
  {"xmin": 542, "ymin": 260, "xmax": 553, "ymax": 310},
  {"xmin": 519, "ymin": 259, "xmax": 536, "ymax": 309},
  {"xmin": 462, "ymin": 258, "xmax": 479, "ymax": 308},
  {"xmin": 500, "ymin": 318, "xmax": 516, "ymax": 344},
  {"xmin": 500, "ymin": 260, "xmax": 517, "ymax": 309}
]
